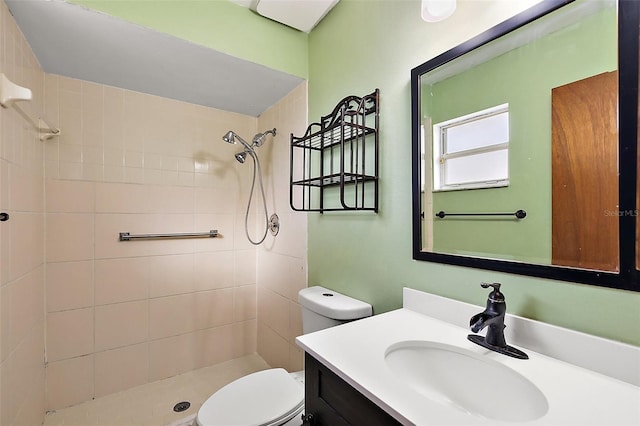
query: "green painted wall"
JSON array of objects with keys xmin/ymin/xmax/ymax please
[
  {"xmin": 307, "ymin": 0, "xmax": 640, "ymax": 346},
  {"xmin": 425, "ymin": 8, "xmax": 616, "ymax": 264},
  {"xmin": 70, "ymin": 0, "xmax": 308, "ymax": 79}
]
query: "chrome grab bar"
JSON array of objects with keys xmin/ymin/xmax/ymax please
[{"xmin": 119, "ymin": 230, "xmax": 218, "ymax": 241}]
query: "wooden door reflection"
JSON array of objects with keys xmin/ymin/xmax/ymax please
[{"xmin": 552, "ymin": 71, "xmax": 619, "ymax": 272}]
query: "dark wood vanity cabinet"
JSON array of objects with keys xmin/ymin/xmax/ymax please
[{"xmin": 303, "ymin": 353, "xmax": 402, "ymax": 426}]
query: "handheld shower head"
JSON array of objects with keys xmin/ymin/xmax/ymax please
[
  {"xmin": 222, "ymin": 130, "xmax": 253, "ymax": 151},
  {"xmin": 222, "ymin": 131, "xmax": 235, "ymax": 144},
  {"xmin": 251, "ymin": 128, "xmax": 277, "ymax": 147}
]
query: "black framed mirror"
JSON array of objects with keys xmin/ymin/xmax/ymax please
[{"xmin": 411, "ymin": 0, "xmax": 639, "ymax": 291}]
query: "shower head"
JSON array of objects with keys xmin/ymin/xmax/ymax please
[
  {"xmin": 222, "ymin": 130, "xmax": 253, "ymax": 151},
  {"xmin": 222, "ymin": 131, "xmax": 235, "ymax": 144},
  {"xmin": 235, "ymin": 151, "xmax": 248, "ymax": 164},
  {"xmin": 251, "ymin": 128, "xmax": 277, "ymax": 147}
]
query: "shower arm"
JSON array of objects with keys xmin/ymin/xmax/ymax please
[{"xmin": 252, "ymin": 128, "xmax": 277, "ymax": 147}]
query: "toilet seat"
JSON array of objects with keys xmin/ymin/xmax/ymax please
[{"xmin": 196, "ymin": 368, "xmax": 304, "ymax": 426}]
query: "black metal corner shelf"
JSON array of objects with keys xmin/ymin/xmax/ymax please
[
  {"xmin": 292, "ymin": 172, "xmax": 378, "ymax": 188},
  {"xmin": 290, "ymin": 89, "xmax": 379, "ymax": 213}
]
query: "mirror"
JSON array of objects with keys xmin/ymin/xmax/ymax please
[{"xmin": 411, "ymin": 0, "xmax": 639, "ymax": 290}]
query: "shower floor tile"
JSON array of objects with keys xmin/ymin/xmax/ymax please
[{"xmin": 43, "ymin": 354, "xmax": 271, "ymax": 426}]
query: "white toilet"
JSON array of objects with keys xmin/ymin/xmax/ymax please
[{"xmin": 193, "ymin": 286, "xmax": 373, "ymax": 426}]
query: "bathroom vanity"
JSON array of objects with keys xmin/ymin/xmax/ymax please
[
  {"xmin": 303, "ymin": 353, "xmax": 400, "ymax": 426},
  {"xmin": 296, "ymin": 288, "xmax": 640, "ymax": 425}
]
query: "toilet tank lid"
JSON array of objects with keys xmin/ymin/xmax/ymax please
[{"xmin": 298, "ymin": 286, "xmax": 373, "ymax": 320}]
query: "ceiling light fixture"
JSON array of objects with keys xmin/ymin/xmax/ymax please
[{"xmin": 421, "ymin": 0, "xmax": 456, "ymax": 22}]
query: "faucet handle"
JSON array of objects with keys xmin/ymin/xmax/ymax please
[
  {"xmin": 480, "ymin": 282, "xmax": 504, "ymax": 302},
  {"xmin": 481, "ymin": 282, "xmax": 501, "ymax": 290}
]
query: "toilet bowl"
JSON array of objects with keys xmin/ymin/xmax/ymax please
[
  {"xmin": 193, "ymin": 286, "xmax": 372, "ymax": 426},
  {"xmin": 195, "ymin": 368, "xmax": 305, "ymax": 426}
]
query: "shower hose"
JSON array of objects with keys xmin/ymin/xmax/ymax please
[{"xmin": 244, "ymin": 149, "xmax": 269, "ymax": 245}]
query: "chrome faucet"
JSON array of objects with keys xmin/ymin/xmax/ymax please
[{"xmin": 468, "ymin": 283, "xmax": 528, "ymax": 359}]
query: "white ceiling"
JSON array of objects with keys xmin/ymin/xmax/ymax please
[{"xmin": 6, "ymin": 0, "xmax": 305, "ymax": 117}]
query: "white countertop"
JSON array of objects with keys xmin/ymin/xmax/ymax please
[{"xmin": 296, "ymin": 289, "xmax": 640, "ymax": 425}]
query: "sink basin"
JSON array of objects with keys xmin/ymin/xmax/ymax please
[{"xmin": 385, "ymin": 341, "xmax": 548, "ymax": 422}]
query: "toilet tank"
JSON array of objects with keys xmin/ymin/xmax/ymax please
[{"xmin": 298, "ymin": 286, "xmax": 373, "ymax": 334}]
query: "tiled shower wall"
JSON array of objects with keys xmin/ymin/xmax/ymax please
[
  {"xmin": 257, "ymin": 83, "xmax": 308, "ymax": 373},
  {"xmin": 0, "ymin": 1, "xmax": 47, "ymax": 425},
  {"xmin": 42, "ymin": 74, "xmax": 309, "ymax": 411},
  {"xmin": 42, "ymin": 74, "xmax": 265, "ymax": 410}
]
